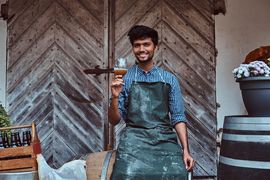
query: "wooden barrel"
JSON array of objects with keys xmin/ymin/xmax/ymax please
[
  {"xmin": 219, "ymin": 116, "xmax": 270, "ymax": 180},
  {"xmin": 86, "ymin": 150, "xmax": 116, "ymax": 180}
]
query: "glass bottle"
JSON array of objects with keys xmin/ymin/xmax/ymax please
[
  {"xmin": 26, "ymin": 131, "xmax": 31, "ymax": 146},
  {"xmin": 15, "ymin": 132, "xmax": 22, "ymax": 147},
  {"xmin": 10, "ymin": 132, "xmax": 17, "ymax": 148},
  {"xmin": 0, "ymin": 133, "xmax": 4, "ymax": 149},
  {"xmin": 22, "ymin": 131, "xmax": 28, "ymax": 146},
  {"xmin": 3, "ymin": 132, "xmax": 10, "ymax": 148}
]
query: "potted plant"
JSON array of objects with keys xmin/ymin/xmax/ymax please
[{"xmin": 233, "ymin": 59, "xmax": 270, "ymax": 116}]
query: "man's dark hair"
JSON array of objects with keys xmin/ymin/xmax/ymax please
[{"xmin": 127, "ymin": 25, "xmax": 158, "ymax": 46}]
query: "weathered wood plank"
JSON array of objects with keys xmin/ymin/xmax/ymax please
[
  {"xmin": 165, "ymin": 0, "xmax": 214, "ymax": 44},
  {"xmin": 7, "ymin": 47, "xmax": 55, "ymax": 120},
  {"xmin": 78, "ymin": 0, "xmax": 104, "ymax": 22},
  {"xmin": 185, "ymin": 95, "xmax": 216, "ymax": 134},
  {"xmin": 8, "ymin": 0, "xmax": 33, "ymax": 24},
  {"xmin": 41, "ymin": 132, "xmax": 53, "ymax": 164},
  {"xmin": 8, "ymin": 3, "xmax": 55, "ymax": 68},
  {"xmin": 188, "ymin": 137, "xmax": 216, "ymax": 176},
  {"xmin": 160, "ymin": 43, "xmax": 216, "ymax": 111},
  {"xmin": 8, "ymin": 0, "xmax": 53, "ymax": 47},
  {"xmin": 53, "ymin": 134, "xmax": 76, "ymax": 168},
  {"xmin": 37, "ymin": 109, "xmax": 54, "ymax": 142},
  {"xmin": 161, "ymin": 23, "xmax": 215, "ymax": 88},
  {"xmin": 115, "ymin": 0, "xmax": 136, "ymax": 20},
  {"xmin": 188, "ymin": 130, "xmax": 217, "ymax": 176},
  {"xmin": 115, "ymin": 0, "xmax": 159, "ymax": 42},
  {"xmin": 188, "ymin": 0, "xmax": 214, "ymax": 23},
  {"xmin": 56, "ymin": 0, "xmax": 104, "ymax": 44},
  {"xmin": 55, "ymin": 2, "xmax": 103, "ymax": 62},
  {"xmin": 54, "ymin": 104, "xmax": 100, "ymax": 153},
  {"xmin": 9, "ymin": 77, "xmax": 53, "ymax": 125},
  {"xmin": 162, "ymin": 4, "xmax": 215, "ymax": 66},
  {"xmin": 7, "ymin": 23, "xmax": 55, "ymax": 92}
]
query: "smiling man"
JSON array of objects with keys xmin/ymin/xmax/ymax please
[{"xmin": 109, "ymin": 25, "xmax": 194, "ymax": 180}]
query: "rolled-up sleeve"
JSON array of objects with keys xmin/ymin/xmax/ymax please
[{"xmin": 169, "ymin": 76, "xmax": 187, "ymax": 125}]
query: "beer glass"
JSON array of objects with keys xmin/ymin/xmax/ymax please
[{"xmin": 114, "ymin": 58, "xmax": 128, "ymax": 76}]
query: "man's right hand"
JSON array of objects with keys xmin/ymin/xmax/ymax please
[
  {"xmin": 111, "ymin": 75, "xmax": 124, "ymax": 98},
  {"xmin": 108, "ymin": 75, "xmax": 123, "ymax": 125}
]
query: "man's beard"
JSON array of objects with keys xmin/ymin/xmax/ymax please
[{"xmin": 135, "ymin": 54, "xmax": 154, "ymax": 64}]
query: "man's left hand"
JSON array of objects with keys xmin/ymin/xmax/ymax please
[{"xmin": 183, "ymin": 151, "xmax": 195, "ymax": 171}]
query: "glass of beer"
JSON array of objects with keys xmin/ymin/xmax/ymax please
[{"xmin": 114, "ymin": 58, "xmax": 128, "ymax": 76}]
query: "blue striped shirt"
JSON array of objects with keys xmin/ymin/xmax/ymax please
[{"xmin": 118, "ymin": 64, "xmax": 187, "ymax": 125}]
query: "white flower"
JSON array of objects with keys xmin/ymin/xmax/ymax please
[
  {"xmin": 232, "ymin": 68, "xmax": 238, "ymax": 74},
  {"xmin": 259, "ymin": 69, "xmax": 265, "ymax": 74},
  {"xmin": 252, "ymin": 70, "xmax": 259, "ymax": 75},
  {"xmin": 243, "ymin": 71, "xmax": 250, "ymax": 77},
  {"xmin": 237, "ymin": 74, "xmax": 242, "ymax": 78},
  {"xmin": 233, "ymin": 60, "xmax": 270, "ymax": 79}
]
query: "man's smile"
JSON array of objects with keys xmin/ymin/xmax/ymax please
[{"xmin": 137, "ymin": 53, "xmax": 149, "ymax": 60}]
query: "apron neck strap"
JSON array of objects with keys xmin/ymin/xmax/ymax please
[{"xmin": 135, "ymin": 65, "xmax": 165, "ymax": 83}]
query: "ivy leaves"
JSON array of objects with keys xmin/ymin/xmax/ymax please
[{"xmin": 0, "ymin": 104, "xmax": 10, "ymax": 128}]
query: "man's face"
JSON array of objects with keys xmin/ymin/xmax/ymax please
[{"xmin": 132, "ymin": 38, "xmax": 157, "ymax": 63}]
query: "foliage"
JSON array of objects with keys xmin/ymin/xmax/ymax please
[{"xmin": 0, "ymin": 104, "xmax": 10, "ymax": 128}]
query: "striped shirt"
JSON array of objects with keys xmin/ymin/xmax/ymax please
[{"xmin": 118, "ymin": 64, "xmax": 187, "ymax": 125}]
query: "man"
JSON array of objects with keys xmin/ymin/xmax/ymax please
[{"xmin": 109, "ymin": 25, "xmax": 195, "ymax": 179}]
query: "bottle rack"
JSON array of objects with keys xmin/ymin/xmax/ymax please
[{"xmin": 0, "ymin": 122, "xmax": 41, "ymax": 172}]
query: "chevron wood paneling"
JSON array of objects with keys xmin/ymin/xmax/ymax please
[
  {"xmin": 113, "ymin": 0, "xmax": 216, "ymax": 177},
  {"xmin": 7, "ymin": 0, "xmax": 108, "ymax": 168},
  {"xmin": 7, "ymin": 0, "xmax": 217, "ymax": 177}
]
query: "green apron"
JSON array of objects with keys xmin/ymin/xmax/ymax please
[{"xmin": 111, "ymin": 81, "xmax": 187, "ymax": 180}]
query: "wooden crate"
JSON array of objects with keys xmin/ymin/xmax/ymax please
[{"xmin": 0, "ymin": 123, "xmax": 41, "ymax": 172}]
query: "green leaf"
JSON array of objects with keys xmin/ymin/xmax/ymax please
[{"xmin": 0, "ymin": 104, "xmax": 10, "ymax": 128}]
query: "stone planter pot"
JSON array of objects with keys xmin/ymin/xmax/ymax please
[{"xmin": 237, "ymin": 76, "xmax": 270, "ymax": 116}]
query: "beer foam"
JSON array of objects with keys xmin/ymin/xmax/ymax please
[{"xmin": 118, "ymin": 58, "xmax": 126, "ymax": 67}]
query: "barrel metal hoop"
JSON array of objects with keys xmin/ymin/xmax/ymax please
[
  {"xmin": 223, "ymin": 133, "xmax": 270, "ymax": 142},
  {"xmin": 224, "ymin": 123, "xmax": 270, "ymax": 131},
  {"xmin": 225, "ymin": 116, "xmax": 270, "ymax": 124},
  {"xmin": 219, "ymin": 156, "xmax": 270, "ymax": 169},
  {"xmin": 100, "ymin": 151, "xmax": 113, "ymax": 180}
]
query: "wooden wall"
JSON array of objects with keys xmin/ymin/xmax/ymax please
[
  {"xmin": 7, "ymin": 0, "xmax": 217, "ymax": 177},
  {"xmin": 7, "ymin": 0, "xmax": 109, "ymax": 168}
]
